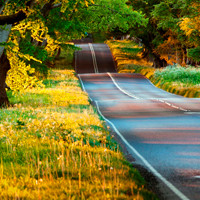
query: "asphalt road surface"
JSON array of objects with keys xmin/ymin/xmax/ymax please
[{"xmin": 75, "ymin": 43, "xmax": 200, "ymax": 200}]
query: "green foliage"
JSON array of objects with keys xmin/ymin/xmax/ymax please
[
  {"xmin": 154, "ymin": 64, "xmax": 200, "ymax": 85},
  {"xmin": 86, "ymin": 0, "xmax": 147, "ymax": 33},
  {"xmin": 1, "ymin": 49, "xmax": 158, "ymax": 199},
  {"xmin": 92, "ymin": 32, "xmax": 108, "ymax": 43},
  {"xmin": 19, "ymin": 41, "xmax": 48, "ymax": 62},
  {"xmin": 7, "ymin": 90, "xmax": 51, "ymax": 107},
  {"xmin": 188, "ymin": 47, "xmax": 200, "ymax": 62},
  {"xmin": 47, "ymin": 8, "xmax": 87, "ymax": 42},
  {"xmin": 127, "ymin": 0, "xmax": 200, "ymax": 66},
  {"xmin": 0, "ymin": 41, "xmax": 15, "ymax": 47}
]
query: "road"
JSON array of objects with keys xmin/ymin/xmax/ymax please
[{"xmin": 75, "ymin": 43, "xmax": 200, "ymax": 200}]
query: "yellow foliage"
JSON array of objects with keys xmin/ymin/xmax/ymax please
[
  {"xmin": 179, "ymin": 3, "xmax": 200, "ymax": 38},
  {"xmin": 179, "ymin": 17, "xmax": 198, "ymax": 36},
  {"xmin": 106, "ymin": 40, "xmax": 152, "ymax": 73},
  {"xmin": 45, "ymin": 34, "xmax": 60, "ymax": 56},
  {"xmin": 6, "ymin": 51, "xmax": 43, "ymax": 92},
  {"xmin": 5, "ymin": 10, "xmax": 60, "ymax": 92},
  {"xmin": 12, "ymin": 19, "xmax": 48, "ymax": 42},
  {"xmin": 6, "ymin": 35, "xmax": 43, "ymax": 92}
]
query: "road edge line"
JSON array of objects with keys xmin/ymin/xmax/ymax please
[
  {"xmin": 78, "ymin": 74, "xmax": 93, "ymax": 102},
  {"xmin": 95, "ymin": 100, "xmax": 190, "ymax": 200}
]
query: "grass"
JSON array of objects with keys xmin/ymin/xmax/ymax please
[
  {"xmin": 106, "ymin": 40, "xmax": 152, "ymax": 74},
  {"xmin": 106, "ymin": 39, "xmax": 200, "ymax": 97},
  {"xmin": 0, "ymin": 48, "xmax": 158, "ymax": 199},
  {"xmin": 154, "ymin": 64, "xmax": 200, "ymax": 86}
]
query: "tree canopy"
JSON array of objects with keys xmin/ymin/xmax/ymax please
[
  {"xmin": 0, "ymin": 0, "xmax": 146, "ymax": 106},
  {"xmin": 0, "ymin": 0, "xmax": 200, "ymax": 106},
  {"xmin": 127, "ymin": 0, "xmax": 200, "ymax": 67}
]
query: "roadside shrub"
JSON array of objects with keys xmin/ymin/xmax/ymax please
[{"xmin": 154, "ymin": 64, "xmax": 200, "ymax": 86}]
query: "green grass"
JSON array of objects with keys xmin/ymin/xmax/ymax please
[
  {"xmin": 7, "ymin": 91, "xmax": 51, "ymax": 107},
  {"xmin": 0, "ymin": 48, "xmax": 158, "ymax": 199},
  {"xmin": 154, "ymin": 64, "xmax": 200, "ymax": 86},
  {"xmin": 54, "ymin": 48, "xmax": 75, "ymax": 69},
  {"xmin": 106, "ymin": 40, "xmax": 152, "ymax": 72},
  {"xmin": 108, "ymin": 40, "xmax": 138, "ymax": 48}
]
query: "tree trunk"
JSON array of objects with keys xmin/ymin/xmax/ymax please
[
  {"xmin": 181, "ymin": 48, "xmax": 187, "ymax": 66},
  {"xmin": 142, "ymin": 47, "xmax": 167, "ymax": 68},
  {"xmin": 0, "ymin": 53, "xmax": 11, "ymax": 107},
  {"xmin": 55, "ymin": 47, "xmax": 61, "ymax": 59},
  {"xmin": 152, "ymin": 52, "xmax": 167, "ymax": 68}
]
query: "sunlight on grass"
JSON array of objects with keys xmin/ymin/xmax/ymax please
[
  {"xmin": 154, "ymin": 64, "xmax": 200, "ymax": 86},
  {"xmin": 106, "ymin": 40, "xmax": 200, "ymax": 98},
  {"xmin": 154, "ymin": 64, "xmax": 200, "ymax": 97},
  {"xmin": 0, "ymin": 49, "xmax": 158, "ymax": 199},
  {"xmin": 106, "ymin": 40, "xmax": 152, "ymax": 73}
]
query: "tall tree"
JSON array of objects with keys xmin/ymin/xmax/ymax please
[
  {"xmin": 127, "ymin": 0, "xmax": 169, "ymax": 68},
  {"xmin": 127, "ymin": 0, "xmax": 200, "ymax": 67},
  {"xmin": 179, "ymin": 1, "xmax": 200, "ymax": 62},
  {"xmin": 0, "ymin": 0, "xmax": 146, "ymax": 107}
]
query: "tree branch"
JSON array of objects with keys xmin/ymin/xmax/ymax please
[
  {"xmin": 0, "ymin": 0, "xmax": 36, "ymax": 25},
  {"xmin": 52, "ymin": 3, "xmax": 62, "ymax": 9},
  {"xmin": 41, "ymin": 0, "xmax": 56, "ymax": 17},
  {"xmin": 0, "ymin": 10, "xmax": 26, "ymax": 25},
  {"xmin": 0, "ymin": 0, "xmax": 61, "ymax": 25}
]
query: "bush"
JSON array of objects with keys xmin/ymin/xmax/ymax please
[{"xmin": 154, "ymin": 64, "xmax": 200, "ymax": 86}]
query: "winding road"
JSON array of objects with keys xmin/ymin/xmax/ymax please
[{"xmin": 75, "ymin": 43, "xmax": 200, "ymax": 200}]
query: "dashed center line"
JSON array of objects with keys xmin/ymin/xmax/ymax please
[
  {"xmin": 78, "ymin": 73, "xmax": 193, "ymax": 200},
  {"xmin": 95, "ymin": 100, "xmax": 190, "ymax": 200},
  {"xmin": 107, "ymin": 72, "xmax": 190, "ymax": 112}
]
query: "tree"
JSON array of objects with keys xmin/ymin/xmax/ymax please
[
  {"xmin": 0, "ymin": 0, "xmax": 52, "ymax": 106},
  {"xmin": 126, "ymin": 0, "xmax": 200, "ymax": 67},
  {"xmin": 0, "ymin": 0, "xmax": 146, "ymax": 107},
  {"xmin": 125, "ymin": 0, "xmax": 169, "ymax": 68},
  {"xmin": 179, "ymin": 1, "xmax": 200, "ymax": 62}
]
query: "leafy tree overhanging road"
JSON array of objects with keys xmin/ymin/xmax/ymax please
[
  {"xmin": 0, "ymin": 0, "xmax": 200, "ymax": 107},
  {"xmin": 0, "ymin": 0, "xmax": 146, "ymax": 107}
]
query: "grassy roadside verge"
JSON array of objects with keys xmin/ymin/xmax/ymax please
[
  {"xmin": 106, "ymin": 40, "xmax": 200, "ymax": 98},
  {"xmin": 0, "ymin": 49, "xmax": 157, "ymax": 199}
]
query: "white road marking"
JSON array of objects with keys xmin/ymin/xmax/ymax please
[
  {"xmin": 107, "ymin": 72, "xmax": 140, "ymax": 99},
  {"xmin": 78, "ymin": 75, "xmax": 93, "ymax": 102},
  {"xmin": 95, "ymin": 100, "xmax": 190, "ymax": 200},
  {"xmin": 194, "ymin": 176, "xmax": 200, "ymax": 179},
  {"xmin": 107, "ymin": 73, "xmax": 190, "ymax": 112},
  {"xmin": 185, "ymin": 112, "xmax": 200, "ymax": 115},
  {"xmin": 158, "ymin": 99, "xmax": 188, "ymax": 112},
  {"xmin": 89, "ymin": 43, "xmax": 99, "ymax": 73}
]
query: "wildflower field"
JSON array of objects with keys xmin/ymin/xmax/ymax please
[
  {"xmin": 0, "ymin": 49, "xmax": 157, "ymax": 199},
  {"xmin": 106, "ymin": 40, "xmax": 200, "ymax": 98}
]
